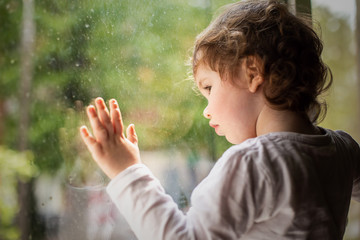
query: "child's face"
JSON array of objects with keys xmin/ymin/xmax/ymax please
[{"xmin": 195, "ymin": 63, "xmax": 264, "ymax": 144}]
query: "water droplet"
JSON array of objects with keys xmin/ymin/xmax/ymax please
[{"xmin": 85, "ymin": 24, "xmax": 90, "ymax": 28}]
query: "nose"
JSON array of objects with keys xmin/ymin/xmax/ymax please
[{"xmin": 203, "ymin": 106, "xmax": 211, "ymax": 119}]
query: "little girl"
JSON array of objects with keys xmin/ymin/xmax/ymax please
[{"xmin": 80, "ymin": 0, "xmax": 360, "ymax": 239}]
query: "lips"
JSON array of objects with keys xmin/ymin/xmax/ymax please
[{"xmin": 209, "ymin": 123, "xmax": 221, "ymax": 135}]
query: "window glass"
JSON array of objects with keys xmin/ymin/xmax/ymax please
[
  {"xmin": 312, "ymin": 1, "xmax": 360, "ymax": 239},
  {"xmin": 0, "ymin": 0, "xmax": 358, "ymax": 239}
]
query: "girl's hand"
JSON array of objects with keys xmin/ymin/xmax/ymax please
[{"xmin": 80, "ymin": 97, "xmax": 141, "ymax": 179}]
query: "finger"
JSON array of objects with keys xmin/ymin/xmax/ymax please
[
  {"xmin": 110, "ymin": 99, "xmax": 124, "ymax": 137},
  {"xmin": 87, "ymin": 105, "xmax": 108, "ymax": 142},
  {"xmin": 126, "ymin": 124, "xmax": 138, "ymax": 145},
  {"xmin": 79, "ymin": 126, "xmax": 103, "ymax": 156},
  {"xmin": 95, "ymin": 97, "xmax": 114, "ymax": 135}
]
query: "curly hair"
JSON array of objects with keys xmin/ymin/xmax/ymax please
[{"xmin": 192, "ymin": 0, "xmax": 332, "ymax": 123}]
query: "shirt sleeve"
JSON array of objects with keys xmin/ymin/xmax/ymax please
[
  {"xmin": 185, "ymin": 152, "xmax": 273, "ymax": 239},
  {"xmin": 351, "ymin": 141, "xmax": 360, "ymax": 201},
  {"xmin": 106, "ymin": 163, "xmax": 194, "ymax": 240},
  {"xmin": 353, "ymin": 178, "xmax": 360, "ymax": 201},
  {"xmin": 106, "ymin": 147, "xmax": 281, "ymax": 240},
  {"xmin": 339, "ymin": 131, "xmax": 360, "ymax": 201}
]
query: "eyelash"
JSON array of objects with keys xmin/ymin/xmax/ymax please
[{"xmin": 203, "ymin": 85, "xmax": 212, "ymax": 94}]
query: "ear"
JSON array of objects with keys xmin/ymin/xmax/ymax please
[
  {"xmin": 245, "ymin": 56, "xmax": 264, "ymax": 93},
  {"xmin": 248, "ymin": 75, "xmax": 263, "ymax": 93}
]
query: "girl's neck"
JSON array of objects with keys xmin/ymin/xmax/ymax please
[{"xmin": 256, "ymin": 105, "xmax": 320, "ymax": 136}]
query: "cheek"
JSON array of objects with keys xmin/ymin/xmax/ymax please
[
  {"xmin": 228, "ymin": 95, "xmax": 253, "ymax": 121},
  {"xmin": 207, "ymin": 91, "xmax": 225, "ymax": 114},
  {"xmin": 227, "ymin": 95, "xmax": 259, "ymax": 139}
]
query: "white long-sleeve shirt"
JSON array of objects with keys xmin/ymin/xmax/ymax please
[{"xmin": 106, "ymin": 128, "xmax": 360, "ymax": 240}]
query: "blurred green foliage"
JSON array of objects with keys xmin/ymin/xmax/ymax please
[
  {"xmin": 1, "ymin": 0, "xmax": 237, "ymax": 175},
  {"xmin": 0, "ymin": 146, "xmax": 38, "ymax": 239},
  {"xmin": 313, "ymin": 7, "xmax": 359, "ymax": 140},
  {"xmin": 0, "ymin": 0, "xmax": 357, "ymax": 178},
  {"xmin": 0, "ymin": 1, "xmax": 356, "ymax": 172},
  {"xmin": 0, "ymin": 0, "xmax": 359, "ymax": 238}
]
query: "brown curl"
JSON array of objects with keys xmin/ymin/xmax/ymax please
[{"xmin": 192, "ymin": 0, "xmax": 332, "ymax": 123}]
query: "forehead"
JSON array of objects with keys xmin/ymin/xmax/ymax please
[{"xmin": 194, "ymin": 64, "xmax": 220, "ymax": 85}]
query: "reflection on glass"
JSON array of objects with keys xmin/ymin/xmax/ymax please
[{"xmin": 59, "ymin": 172, "xmax": 112, "ymax": 240}]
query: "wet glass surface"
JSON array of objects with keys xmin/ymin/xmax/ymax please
[{"xmin": 0, "ymin": 0, "xmax": 359, "ymax": 239}]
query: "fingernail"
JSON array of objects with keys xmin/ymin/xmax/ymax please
[
  {"xmin": 96, "ymin": 97, "xmax": 105, "ymax": 108},
  {"xmin": 112, "ymin": 99, "xmax": 118, "ymax": 108},
  {"xmin": 88, "ymin": 105, "xmax": 96, "ymax": 116},
  {"xmin": 80, "ymin": 126, "xmax": 89, "ymax": 136}
]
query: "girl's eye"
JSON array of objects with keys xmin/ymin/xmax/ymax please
[{"xmin": 204, "ymin": 86, "xmax": 212, "ymax": 94}]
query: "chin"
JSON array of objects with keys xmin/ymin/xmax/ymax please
[
  {"xmin": 225, "ymin": 135, "xmax": 242, "ymax": 145},
  {"xmin": 226, "ymin": 134, "xmax": 254, "ymax": 145}
]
